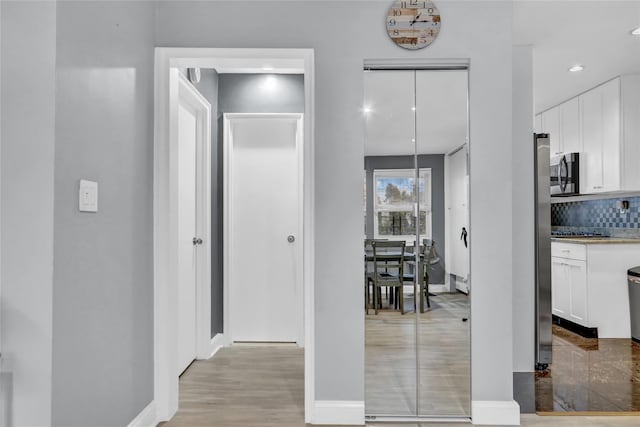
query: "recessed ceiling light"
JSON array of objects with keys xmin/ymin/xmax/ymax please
[
  {"xmin": 411, "ymin": 106, "xmax": 416, "ymax": 111},
  {"xmin": 363, "ymin": 106, "xmax": 372, "ymax": 114},
  {"xmin": 632, "ymin": 26, "xmax": 640, "ymax": 36},
  {"xmin": 262, "ymin": 66, "xmax": 274, "ymax": 71},
  {"xmin": 568, "ymin": 64, "xmax": 585, "ymax": 72}
]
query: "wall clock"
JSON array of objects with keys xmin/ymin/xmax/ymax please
[{"xmin": 386, "ymin": 0, "xmax": 441, "ymax": 50}]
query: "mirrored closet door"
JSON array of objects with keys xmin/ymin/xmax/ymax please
[{"xmin": 364, "ymin": 67, "xmax": 471, "ymax": 421}]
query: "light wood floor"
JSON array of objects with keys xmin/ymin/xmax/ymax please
[
  {"xmin": 159, "ymin": 330, "xmax": 640, "ymax": 426},
  {"xmin": 365, "ymin": 291, "xmax": 471, "ymax": 417}
]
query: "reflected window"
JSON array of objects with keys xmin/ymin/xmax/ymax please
[{"xmin": 373, "ymin": 169, "xmax": 432, "ymax": 241}]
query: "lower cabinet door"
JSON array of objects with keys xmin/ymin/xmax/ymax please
[
  {"xmin": 551, "ymin": 257, "xmax": 570, "ymax": 317},
  {"xmin": 567, "ymin": 259, "xmax": 588, "ymax": 326}
]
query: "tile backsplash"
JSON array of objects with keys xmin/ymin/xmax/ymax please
[{"xmin": 551, "ymin": 196, "xmax": 640, "ymax": 237}]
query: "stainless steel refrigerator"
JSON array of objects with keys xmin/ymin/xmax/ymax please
[{"xmin": 534, "ymin": 133, "xmax": 552, "ymax": 368}]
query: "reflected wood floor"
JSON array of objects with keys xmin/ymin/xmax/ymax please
[
  {"xmin": 535, "ymin": 325, "xmax": 640, "ymax": 413},
  {"xmin": 365, "ymin": 291, "xmax": 471, "ymax": 417}
]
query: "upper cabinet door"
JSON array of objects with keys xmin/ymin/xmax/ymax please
[
  {"xmin": 542, "ymin": 107, "xmax": 561, "ymax": 156},
  {"xmin": 560, "ymin": 97, "xmax": 581, "ymax": 154},
  {"xmin": 581, "ymin": 85, "xmax": 604, "ymax": 192},
  {"xmin": 535, "ymin": 114, "xmax": 543, "ymax": 134},
  {"xmin": 601, "ymin": 78, "xmax": 621, "ymax": 192}
]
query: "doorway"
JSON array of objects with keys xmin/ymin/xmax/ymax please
[
  {"xmin": 224, "ymin": 113, "xmax": 304, "ymax": 344},
  {"xmin": 153, "ymin": 48, "xmax": 315, "ymax": 423},
  {"xmin": 363, "ymin": 67, "xmax": 471, "ymax": 421}
]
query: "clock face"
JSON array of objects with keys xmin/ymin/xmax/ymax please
[{"xmin": 386, "ymin": 0, "xmax": 441, "ymax": 50}]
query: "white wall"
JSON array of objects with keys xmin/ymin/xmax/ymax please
[
  {"xmin": 512, "ymin": 45, "xmax": 536, "ymax": 372},
  {"xmin": 0, "ymin": 1, "xmax": 56, "ymax": 426},
  {"xmin": 157, "ymin": 0, "xmax": 516, "ymax": 415}
]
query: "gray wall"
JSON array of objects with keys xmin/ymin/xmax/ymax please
[
  {"xmin": 0, "ymin": 2, "xmax": 517, "ymax": 424},
  {"xmin": 158, "ymin": 0, "xmax": 515, "ymax": 407},
  {"xmin": 512, "ymin": 46, "xmax": 535, "ymax": 373},
  {"xmin": 190, "ymin": 69, "xmax": 224, "ymax": 337},
  {"xmin": 364, "ymin": 155, "xmax": 445, "ymax": 284},
  {"xmin": 0, "ymin": 2, "xmax": 56, "ymax": 425},
  {"xmin": 51, "ymin": 1, "xmax": 155, "ymax": 425},
  {"xmin": 219, "ymin": 73, "xmax": 305, "ymax": 113}
]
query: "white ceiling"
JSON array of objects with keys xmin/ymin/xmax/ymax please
[
  {"xmin": 513, "ymin": 0, "xmax": 640, "ymax": 114},
  {"xmin": 364, "ymin": 70, "xmax": 468, "ymax": 156}
]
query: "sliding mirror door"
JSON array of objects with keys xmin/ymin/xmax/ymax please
[
  {"xmin": 364, "ymin": 67, "xmax": 470, "ymax": 421},
  {"xmin": 415, "ymin": 69, "xmax": 470, "ymax": 418},
  {"xmin": 364, "ymin": 70, "xmax": 418, "ymax": 416}
]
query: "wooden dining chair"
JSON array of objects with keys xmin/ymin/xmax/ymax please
[{"xmin": 369, "ymin": 240, "xmax": 406, "ymax": 315}]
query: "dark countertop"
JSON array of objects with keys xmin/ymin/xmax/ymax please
[{"xmin": 551, "ymin": 237, "xmax": 640, "ymax": 244}]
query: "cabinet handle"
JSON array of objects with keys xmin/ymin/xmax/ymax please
[{"xmin": 593, "ymin": 185, "xmax": 603, "ymax": 189}]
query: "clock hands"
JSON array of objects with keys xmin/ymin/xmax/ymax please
[{"xmin": 410, "ymin": 12, "xmax": 421, "ymax": 26}]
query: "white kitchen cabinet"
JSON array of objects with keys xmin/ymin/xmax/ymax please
[
  {"xmin": 567, "ymin": 258, "xmax": 588, "ymax": 325},
  {"xmin": 551, "ymin": 257, "xmax": 570, "ymax": 318},
  {"xmin": 580, "ymin": 78, "xmax": 621, "ymax": 193},
  {"xmin": 542, "ymin": 107, "xmax": 561, "ymax": 156},
  {"xmin": 551, "ymin": 241, "xmax": 640, "ymax": 338},
  {"xmin": 578, "ymin": 75, "xmax": 640, "ymax": 193},
  {"xmin": 534, "ymin": 114, "xmax": 543, "ymax": 134},
  {"xmin": 540, "ymin": 74, "xmax": 640, "ymax": 193},
  {"xmin": 551, "ymin": 245, "xmax": 588, "ymax": 327},
  {"xmin": 560, "ymin": 97, "xmax": 582, "ymax": 154},
  {"xmin": 581, "ymin": 85, "xmax": 604, "ymax": 192}
]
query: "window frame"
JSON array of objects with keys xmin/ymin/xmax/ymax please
[{"xmin": 372, "ymin": 168, "xmax": 432, "ymax": 242}]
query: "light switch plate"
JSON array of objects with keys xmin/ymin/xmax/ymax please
[{"xmin": 79, "ymin": 180, "xmax": 98, "ymax": 212}]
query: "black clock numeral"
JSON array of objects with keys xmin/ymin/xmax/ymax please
[
  {"xmin": 410, "ymin": 0, "xmax": 418, "ymax": 5},
  {"xmin": 400, "ymin": 1, "xmax": 407, "ymax": 8},
  {"xmin": 392, "ymin": 8, "xmax": 401, "ymax": 16},
  {"xmin": 428, "ymin": 7, "xmax": 434, "ymax": 15},
  {"xmin": 421, "ymin": 1, "xmax": 426, "ymax": 8},
  {"xmin": 388, "ymin": 19, "xmax": 397, "ymax": 26},
  {"xmin": 393, "ymin": 29, "xmax": 400, "ymax": 36}
]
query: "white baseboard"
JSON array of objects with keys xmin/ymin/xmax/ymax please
[
  {"xmin": 207, "ymin": 333, "xmax": 226, "ymax": 358},
  {"xmin": 428, "ymin": 283, "xmax": 447, "ymax": 293},
  {"xmin": 472, "ymin": 400, "xmax": 520, "ymax": 425},
  {"xmin": 312, "ymin": 400, "xmax": 364, "ymax": 425},
  {"xmin": 127, "ymin": 401, "xmax": 156, "ymax": 427}
]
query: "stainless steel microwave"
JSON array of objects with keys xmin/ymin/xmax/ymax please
[{"xmin": 550, "ymin": 153, "xmax": 579, "ymax": 196}]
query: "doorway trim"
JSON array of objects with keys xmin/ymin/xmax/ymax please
[
  {"xmin": 153, "ymin": 48, "xmax": 315, "ymax": 424},
  {"xmin": 223, "ymin": 113, "xmax": 305, "ymax": 345}
]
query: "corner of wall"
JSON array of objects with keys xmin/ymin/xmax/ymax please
[
  {"xmin": 472, "ymin": 400, "xmax": 520, "ymax": 425},
  {"xmin": 311, "ymin": 400, "xmax": 364, "ymax": 425}
]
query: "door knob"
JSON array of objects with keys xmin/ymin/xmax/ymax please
[
  {"xmin": 193, "ymin": 237, "xmax": 203, "ymax": 245},
  {"xmin": 287, "ymin": 235, "xmax": 295, "ymax": 243}
]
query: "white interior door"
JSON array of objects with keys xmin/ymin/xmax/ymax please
[
  {"xmin": 177, "ymin": 92, "xmax": 198, "ymax": 374},
  {"xmin": 226, "ymin": 114, "xmax": 302, "ymax": 343}
]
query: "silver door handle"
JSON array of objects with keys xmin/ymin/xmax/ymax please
[
  {"xmin": 287, "ymin": 235, "xmax": 295, "ymax": 243},
  {"xmin": 193, "ymin": 237, "xmax": 203, "ymax": 245}
]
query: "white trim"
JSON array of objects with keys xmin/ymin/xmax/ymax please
[
  {"xmin": 127, "ymin": 401, "xmax": 156, "ymax": 427},
  {"xmin": 208, "ymin": 333, "xmax": 226, "ymax": 358},
  {"xmin": 312, "ymin": 401, "xmax": 364, "ymax": 425},
  {"xmin": 175, "ymin": 72, "xmax": 213, "ymax": 362},
  {"xmin": 223, "ymin": 113, "xmax": 304, "ymax": 345},
  {"xmin": 471, "ymin": 400, "xmax": 520, "ymax": 425},
  {"xmin": 154, "ymin": 47, "xmax": 315, "ymax": 424}
]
